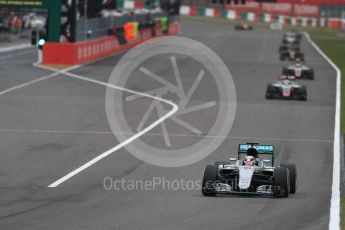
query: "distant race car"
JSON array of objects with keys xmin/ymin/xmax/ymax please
[
  {"xmin": 279, "ymin": 43, "xmax": 300, "ymax": 53},
  {"xmin": 266, "ymin": 76, "xmax": 307, "ymax": 100},
  {"xmin": 280, "ymin": 48, "xmax": 304, "ymax": 61},
  {"xmin": 283, "ymin": 62, "xmax": 314, "ymax": 80},
  {"xmin": 235, "ymin": 22, "xmax": 253, "ymax": 30},
  {"xmin": 201, "ymin": 143, "xmax": 297, "ymax": 197},
  {"xmin": 282, "ymin": 31, "xmax": 302, "ymax": 45}
]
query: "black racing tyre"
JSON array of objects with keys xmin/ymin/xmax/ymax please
[
  {"xmin": 266, "ymin": 85, "xmax": 274, "ymax": 99},
  {"xmin": 299, "ymin": 86, "xmax": 307, "ymax": 101},
  {"xmin": 299, "ymin": 54, "xmax": 305, "ymax": 62},
  {"xmin": 282, "ymin": 67, "xmax": 290, "ymax": 75},
  {"xmin": 273, "ymin": 167, "xmax": 289, "ymax": 198},
  {"xmin": 309, "ymin": 70, "xmax": 314, "ymax": 80},
  {"xmin": 265, "ymin": 95, "xmax": 271, "ymax": 99},
  {"xmin": 202, "ymin": 165, "xmax": 218, "ymax": 196},
  {"xmin": 280, "ymin": 55, "xmax": 285, "ymax": 61},
  {"xmin": 281, "ymin": 164, "xmax": 297, "ymax": 193}
]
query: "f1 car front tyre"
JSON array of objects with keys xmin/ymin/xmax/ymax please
[
  {"xmin": 266, "ymin": 85, "xmax": 275, "ymax": 99},
  {"xmin": 281, "ymin": 164, "xmax": 297, "ymax": 193},
  {"xmin": 202, "ymin": 165, "xmax": 218, "ymax": 196},
  {"xmin": 297, "ymin": 54, "xmax": 305, "ymax": 62},
  {"xmin": 273, "ymin": 167, "xmax": 289, "ymax": 198}
]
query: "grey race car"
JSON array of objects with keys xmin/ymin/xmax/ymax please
[
  {"xmin": 283, "ymin": 62, "xmax": 314, "ymax": 80},
  {"xmin": 279, "ymin": 43, "xmax": 300, "ymax": 53},
  {"xmin": 266, "ymin": 76, "xmax": 307, "ymax": 100},
  {"xmin": 280, "ymin": 48, "xmax": 304, "ymax": 61},
  {"xmin": 201, "ymin": 143, "xmax": 297, "ymax": 197},
  {"xmin": 282, "ymin": 31, "xmax": 301, "ymax": 45}
]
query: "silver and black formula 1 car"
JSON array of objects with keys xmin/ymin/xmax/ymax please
[
  {"xmin": 282, "ymin": 31, "xmax": 302, "ymax": 45},
  {"xmin": 283, "ymin": 62, "xmax": 314, "ymax": 80},
  {"xmin": 280, "ymin": 48, "xmax": 304, "ymax": 61},
  {"xmin": 201, "ymin": 143, "xmax": 297, "ymax": 197},
  {"xmin": 235, "ymin": 22, "xmax": 253, "ymax": 30},
  {"xmin": 279, "ymin": 43, "xmax": 300, "ymax": 53},
  {"xmin": 266, "ymin": 76, "xmax": 307, "ymax": 100}
]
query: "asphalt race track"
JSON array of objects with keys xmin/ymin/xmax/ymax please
[{"xmin": 0, "ymin": 20, "xmax": 337, "ymax": 229}]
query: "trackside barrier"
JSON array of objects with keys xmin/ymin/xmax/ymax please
[
  {"xmin": 341, "ymin": 19, "xmax": 345, "ymax": 32},
  {"xmin": 42, "ymin": 22, "xmax": 179, "ymax": 65},
  {"xmin": 180, "ymin": 5, "xmax": 343, "ymax": 29},
  {"xmin": 328, "ymin": 18, "xmax": 342, "ymax": 29}
]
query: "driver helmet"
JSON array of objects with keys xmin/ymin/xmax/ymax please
[
  {"xmin": 244, "ymin": 156, "xmax": 256, "ymax": 166},
  {"xmin": 280, "ymin": 75, "xmax": 288, "ymax": 80},
  {"xmin": 295, "ymin": 59, "xmax": 302, "ymax": 66}
]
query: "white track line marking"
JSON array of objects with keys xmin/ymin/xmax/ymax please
[
  {"xmin": 38, "ymin": 67, "xmax": 178, "ymax": 188},
  {"xmin": 0, "ymin": 49, "xmax": 34, "ymax": 60},
  {"xmin": 304, "ymin": 32, "xmax": 341, "ymax": 230},
  {"xmin": 0, "ymin": 65, "xmax": 79, "ymax": 96},
  {"xmin": 0, "ymin": 43, "xmax": 31, "ymax": 53},
  {"xmin": 0, "ymin": 129, "xmax": 333, "ymax": 143}
]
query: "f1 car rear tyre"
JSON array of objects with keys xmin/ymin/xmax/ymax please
[
  {"xmin": 308, "ymin": 70, "xmax": 314, "ymax": 80},
  {"xmin": 202, "ymin": 165, "xmax": 218, "ymax": 196},
  {"xmin": 282, "ymin": 67, "xmax": 290, "ymax": 75},
  {"xmin": 298, "ymin": 54, "xmax": 305, "ymax": 62},
  {"xmin": 273, "ymin": 167, "xmax": 289, "ymax": 198},
  {"xmin": 299, "ymin": 86, "xmax": 307, "ymax": 101},
  {"xmin": 281, "ymin": 164, "xmax": 297, "ymax": 193}
]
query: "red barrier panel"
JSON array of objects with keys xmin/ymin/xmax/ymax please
[
  {"xmin": 261, "ymin": 3, "xmax": 292, "ymax": 15},
  {"xmin": 190, "ymin": 7, "xmax": 197, "ymax": 15},
  {"xmin": 226, "ymin": 1, "xmax": 260, "ymax": 12},
  {"xmin": 328, "ymin": 18, "xmax": 341, "ymax": 28},
  {"xmin": 214, "ymin": 8, "xmax": 222, "ymax": 17},
  {"xmin": 135, "ymin": 1, "xmax": 144, "ymax": 9},
  {"xmin": 43, "ymin": 23, "xmax": 179, "ymax": 65},
  {"xmin": 293, "ymin": 4, "xmax": 319, "ymax": 17},
  {"xmin": 43, "ymin": 36, "xmax": 119, "ymax": 65},
  {"xmin": 341, "ymin": 20, "xmax": 345, "ymax": 32},
  {"xmin": 224, "ymin": 0, "xmax": 322, "ymax": 17}
]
